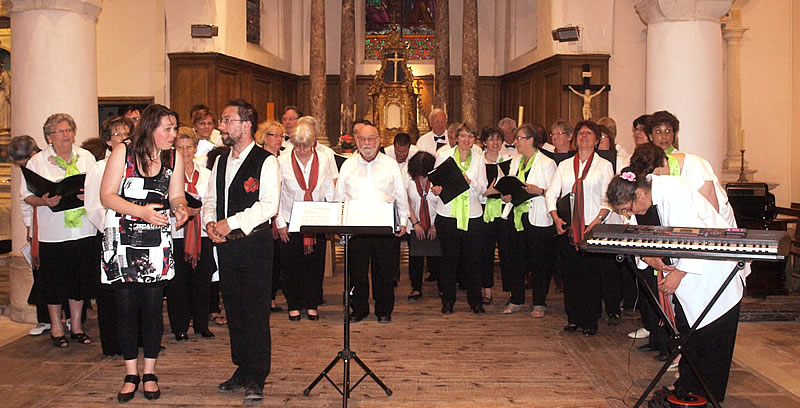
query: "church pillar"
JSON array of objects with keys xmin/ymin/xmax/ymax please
[
  {"xmin": 461, "ymin": 0, "xmax": 478, "ymax": 127},
  {"xmin": 721, "ymin": 0, "xmax": 755, "ymax": 182},
  {"xmin": 309, "ymin": 0, "xmax": 328, "ymax": 146},
  {"xmin": 3, "ymin": 0, "xmax": 102, "ymax": 323},
  {"xmin": 340, "ymin": 0, "xmax": 355, "ymax": 138},
  {"xmin": 433, "ymin": 0, "xmax": 449, "ymax": 116},
  {"xmin": 635, "ymin": 0, "xmax": 732, "ymax": 172}
]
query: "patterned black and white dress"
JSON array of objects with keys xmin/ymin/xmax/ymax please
[{"xmin": 101, "ymin": 146, "xmax": 175, "ymax": 285}]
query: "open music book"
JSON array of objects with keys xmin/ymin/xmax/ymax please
[
  {"xmin": 288, "ymin": 201, "xmax": 397, "ymax": 235},
  {"xmin": 21, "ymin": 167, "xmax": 86, "ymax": 212}
]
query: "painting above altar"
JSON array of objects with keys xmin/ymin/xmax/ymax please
[{"xmin": 365, "ymin": 0, "xmax": 435, "ymax": 60}]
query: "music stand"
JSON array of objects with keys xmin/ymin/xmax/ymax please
[
  {"xmin": 619, "ymin": 255, "xmax": 744, "ymax": 408},
  {"xmin": 299, "ymin": 224, "xmax": 393, "ymax": 407}
]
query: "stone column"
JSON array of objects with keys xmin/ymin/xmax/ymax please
[
  {"xmin": 721, "ymin": 0, "xmax": 755, "ymax": 182},
  {"xmin": 635, "ymin": 0, "xmax": 732, "ymax": 174},
  {"xmin": 2, "ymin": 0, "xmax": 102, "ymax": 323},
  {"xmin": 461, "ymin": 0, "xmax": 478, "ymax": 126},
  {"xmin": 434, "ymin": 0, "xmax": 449, "ymax": 115},
  {"xmin": 340, "ymin": 0, "xmax": 355, "ymax": 139},
  {"xmin": 309, "ymin": 0, "xmax": 328, "ymax": 146}
]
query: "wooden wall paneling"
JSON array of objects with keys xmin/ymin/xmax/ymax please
[
  {"xmin": 252, "ymin": 74, "xmax": 271, "ymax": 122},
  {"xmin": 543, "ymin": 70, "xmax": 561, "ymax": 130},
  {"xmin": 216, "ymin": 66, "xmax": 241, "ymax": 115}
]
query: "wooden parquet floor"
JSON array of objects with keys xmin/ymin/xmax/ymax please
[{"xmin": 1, "ymin": 268, "xmax": 799, "ymax": 407}]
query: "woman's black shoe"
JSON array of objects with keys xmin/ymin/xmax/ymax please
[
  {"xmin": 583, "ymin": 328, "xmax": 597, "ymax": 336},
  {"xmin": 271, "ymin": 305, "xmax": 283, "ymax": 312},
  {"xmin": 307, "ymin": 310, "xmax": 319, "ymax": 321},
  {"xmin": 471, "ymin": 305, "xmax": 486, "ymax": 314},
  {"xmin": 563, "ymin": 324, "xmax": 579, "ymax": 332},
  {"xmin": 175, "ymin": 333, "xmax": 188, "ymax": 341},
  {"xmin": 288, "ymin": 312, "xmax": 302, "ymax": 321},
  {"xmin": 441, "ymin": 302, "xmax": 454, "ymax": 315},
  {"xmin": 197, "ymin": 330, "xmax": 215, "ymax": 338},
  {"xmin": 142, "ymin": 374, "xmax": 160, "ymax": 400},
  {"xmin": 408, "ymin": 291, "xmax": 422, "ymax": 301},
  {"xmin": 117, "ymin": 374, "xmax": 140, "ymax": 403},
  {"xmin": 653, "ymin": 353, "xmax": 670, "ymax": 362}
]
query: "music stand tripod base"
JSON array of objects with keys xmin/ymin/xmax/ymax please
[{"xmin": 301, "ymin": 232, "xmax": 393, "ymax": 407}]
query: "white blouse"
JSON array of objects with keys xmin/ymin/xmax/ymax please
[
  {"xmin": 433, "ymin": 146, "xmax": 488, "ymax": 219},
  {"xmin": 637, "ymin": 175, "xmax": 741, "ymax": 329},
  {"xmin": 506, "ymin": 151, "xmax": 557, "ymax": 227},
  {"xmin": 275, "ymin": 150, "xmax": 337, "ymax": 229},
  {"xmin": 172, "ymin": 164, "xmax": 211, "ymax": 239},
  {"xmin": 21, "ymin": 145, "xmax": 97, "ymax": 242},
  {"xmin": 405, "ymin": 174, "xmax": 442, "ymax": 231},
  {"xmin": 545, "ymin": 152, "xmax": 614, "ymax": 221},
  {"xmin": 334, "ymin": 152, "xmax": 410, "ymax": 222}
]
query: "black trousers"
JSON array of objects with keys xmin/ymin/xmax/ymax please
[
  {"xmin": 408, "ymin": 255, "xmax": 441, "ymax": 292},
  {"xmin": 115, "ymin": 285, "xmax": 164, "ymax": 360},
  {"xmin": 508, "ymin": 219, "xmax": 555, "ymax": 306},
  {"xmin": 635, "ymin": 266, "xmax": 670, "ymax": 354},
  {"xmin": 560, "ymin": 240, "xmax": 603, "ymax": 330},
  {"xmin": 280, "ymin": 232, "xmax": 325, "ymax": 311},
  {"xmin": 217, "ymin": 228, "xmax": 273, "ymax": 384},
  {"xmin": 480, "ymin": 216, "xmax": 514, "ymax": 290},
  {"xmin": 600, "ymin": 253, "xmax": 622, "ymax": 316},
  {"xmin": 167, "ymin": 238, "xmax": 213, "ymax": 334},
  {"xmin": 272, "ymin": 236, "xmax": 281, "ymax": 301},
  {"xmin": 674, "ymin": 299, "xmax": 741, "ymax": 402},
  {"xmin": 348, "ymin": 234, "xmax": 400, "ymax": 317},
  {"xmin": 436, "ymin": 216, "xmax": 482, "ymax": 307}
]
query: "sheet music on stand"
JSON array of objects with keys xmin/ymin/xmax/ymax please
[{"xmin": 288, "ymin": 200, "xmax": 397, "ymax": 235}]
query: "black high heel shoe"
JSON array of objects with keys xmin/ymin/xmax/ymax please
[
  {"xmin": 117, "ymin": 374, "xmax": 140, "ymax": 403},
  {"xmin": 307, "ymin": 310, "xmax": 320, "ymax": 321},
  {"xmin": 288, "ymin": 311, "xmax": 302, "ymax": 321},
  {"xmin": 563, "ymin": 324, "xmax": 579, "ymax": 332},
  {"xmin": 142, "ymin": 373, "xmax": 160, "ymax": 400}
]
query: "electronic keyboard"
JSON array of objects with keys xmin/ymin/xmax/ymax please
[{"xmin": 581, "ymin": 224, "xmax": 790, "ymax": 261}]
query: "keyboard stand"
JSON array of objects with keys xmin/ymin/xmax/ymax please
[{"xmin": 623, "ymin": 255, "xmax": 745, "ymax": 408}]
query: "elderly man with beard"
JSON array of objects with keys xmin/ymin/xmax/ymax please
[
  {"xmin": 334, "ymin": 125, "xmax": 409, "ymax": 323},
  {"xmin": 204, "ymin": 99, "xmax": 280, "ymax": 402}
]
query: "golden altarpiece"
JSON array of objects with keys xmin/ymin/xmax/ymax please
[{"xmin": 366, "ymin": 29, "xmax": 428, "ymax": 146}]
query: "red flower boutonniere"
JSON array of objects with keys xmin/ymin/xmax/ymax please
[{"xmin": 244, "ymin": 177, "xmax": 259, "ymax": 193}]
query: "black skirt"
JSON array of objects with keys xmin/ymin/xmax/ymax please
[{"xmin": 37, "ymin": 236, "xmax": 99, "ymax": 304}]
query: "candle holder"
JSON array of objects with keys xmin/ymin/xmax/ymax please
[{"xmin": 736, "ymin": 149, "xmax": 748, "ymax": 182}]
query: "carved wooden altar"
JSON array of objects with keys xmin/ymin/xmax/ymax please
[{"xmin": 366, "ymin": 29, "xmax": 423, "ymax": 146}]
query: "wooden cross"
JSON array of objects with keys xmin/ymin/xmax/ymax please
[
  {"xmin": 562, "ymin": 64, "xmax": 611, "ymax": 120},
  {"xmin": 386, "ymin": 51, "xmax": 405, "ymax": 82}
]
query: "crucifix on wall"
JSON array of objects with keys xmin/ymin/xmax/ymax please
[{"xmin": 563, "ymin": 64, "xmax": 610, "ymax": 120}]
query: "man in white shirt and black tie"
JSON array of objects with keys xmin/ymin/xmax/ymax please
[
  {"xmin": 416, "ymin": 108, "xmax": 448, "ymax": 155},
  {"xmin": 498, "ymin": 117, "xmax": 518, "ymax": 155},
  {"xmin": 204, "ymin": 99, "xmax": 281, "ymax": 402},
  {"xmin": 280, "ymin": 106, "xmax": 301, "ymax": 150},
  {"xmin": 335, "ymin": 125, "xmax": 409, "ymax": 323}
]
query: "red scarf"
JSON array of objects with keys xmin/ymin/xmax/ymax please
[
  {"xmin": 291, "ymin": 150, "xmax": 320, "ymax": 253},
  {"xmin": 571, "ymin": 152, "xmax": 594, "ymax": 246},
  {"xmin": 184, "ymin": 169, "xmax": 201, "ymax": 268},
  {"xmin": 414, "ymin": 177, "xmax": 431, "ymax": 231},
  {"xmin": 658, "ymin": 269, "xmax": 677, "ymax": 329}
]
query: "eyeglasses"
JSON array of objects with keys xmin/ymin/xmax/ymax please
[
  {"xmin": 356, "ymin": 136, "xmax": 379, "ymax": 144},
  {"xmin": 282, "ymin": 116, "xmax": 299, "ymax": 122},
  {"xmin": 431, "ymin": 119, "xmax": 447, "ymax": 124},
  {"xmin": 112, "ymin": 131, "xmax": 130, "ymax": 137},
  {"xmin": 47, "ymin": 128, "xmax": 74, "ymax": 136},
  {"xmin": 266, "ymin": 132, "xmax": 280, "ymax": 138},
  {"xmin": 634, "ymin": 126, "xmax": 645, "ymax": 132},
  {"xmin": 218, "ymin": 117, "xmax": 246, "ymax": 125},
  {"xmin": 550, "ymin": 131, "xmax": 568, "ymax": 137},
  {"xmin": 515, "ymin": 136, "xmax": 532, "ymax": 141}
]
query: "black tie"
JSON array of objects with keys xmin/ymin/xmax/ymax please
[
  {"xmin": 504, "ymin": 144, "xmax": 515, "ymax": 149},
  {"xmin": 284, "ymin": 135, "xmax": 290, "ymax": 142}
]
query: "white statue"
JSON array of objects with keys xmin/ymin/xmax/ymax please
[{"xmin": 568, "ymin": 85, "xmax": 606, "ymax": 121}]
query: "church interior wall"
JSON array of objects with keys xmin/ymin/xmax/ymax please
[
  {"xmin": 97, "ymin": 0, "xmax": 167, "ymax": 105},
  {"xmin": 739, "ymin": 0, "xmax": 793, "ymax": 205}
]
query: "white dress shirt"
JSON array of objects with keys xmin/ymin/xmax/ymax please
[
  {"xmin": 635, "ymin": 175, "xmax": 741, "ymax": 329},
  {"xmin": 84, "ymin": 158, "xmax": 108, "ymax": 232},
  {"xmin": 681, "ymin": 153, "xmax": 735, "ymax": 228},
  {"xmin": 334, "ymin": 152, "xmax": 410, "ymax": 222},
  {"xmin": 545, "ymin": 152, "xmax": 614, "ymax": 220},
  {"xmin": 416, "ymin": 129, "xmax": 448, "ymax": 155},
  {"xmin": 202, "ymin": 141, "xmax": 280, "ymax": 235},
  {"xmin": 506, "ymin": 151, "xmax": 557, "ymax": 227},
  {"xmin": 384, "ymin": 144, "xmax": 419, "ymax": 168},
  {"xmin": 433, "ymin": 146, "xmax": 488, "ymax": 219},
  {"xmin": 21, "ymin": 145, "xmax": 97, "ymax": 242},
  {"xmin": 283, "ymin": 142, "xmax": 339, "ymax": 182},
  {"xmin": 275, "ymin": 150, "xmax": 337, "ymax": 229}
]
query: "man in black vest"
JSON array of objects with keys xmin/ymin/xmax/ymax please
[{"xmin": 203, "ymin": 99, "xmax": 280, "ymax": 402}]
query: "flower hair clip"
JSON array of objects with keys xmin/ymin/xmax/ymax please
[{"xmin": 620, "ymin": 172, "xmax": 636, "ymax": 182}]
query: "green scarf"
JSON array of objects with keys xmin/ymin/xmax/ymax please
[
  {"xmin": 52, "ymin": 153, "xmax": 85, "ymax": 228},
  {"xmin": 483, "ymin": 157, "xmax": 507, "ymax": 223},
  {"xmin": 451, "ymin": 148, "xmax": 472, "ymax": 231},
  {"xmin": 513, "ymin": 151, "xmax": 537, "ymax": 231},
  {"xmin": 666, "ymin": 154, "xmax": 681, "ymax": 177}
]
